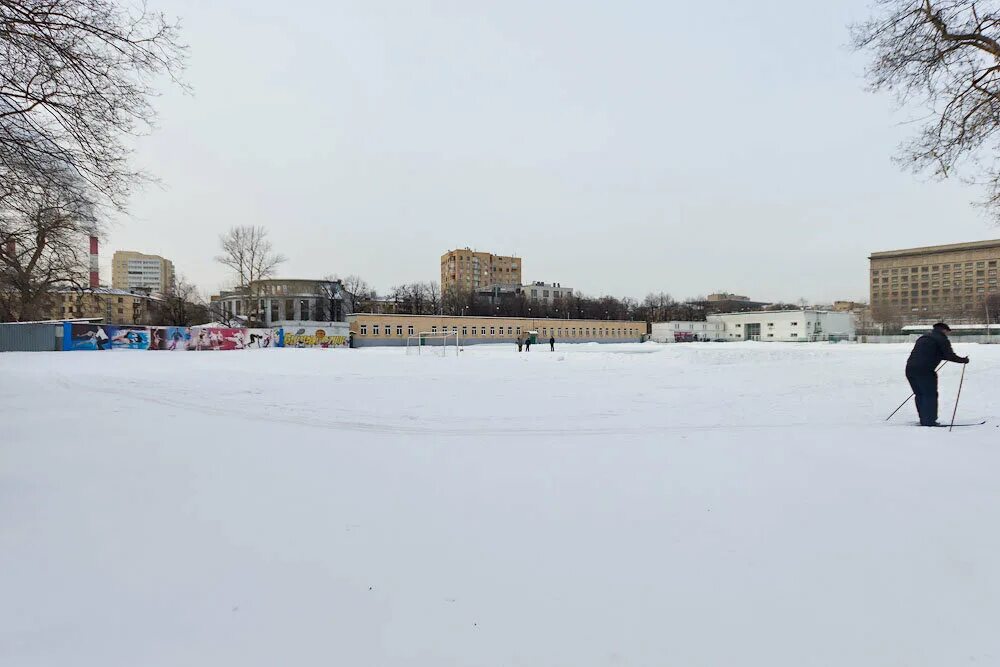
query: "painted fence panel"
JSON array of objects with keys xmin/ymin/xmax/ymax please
[
  {"xmin": 283, "ymin": 325, "xmax": 349, "ymax": 348},
  {"xmin": 150, "ymin": 327, "xmax": 195, "ymax": 350},
  {"xmin": 64, "ymin": 324, "xmax": 286, "ymax": 350}
]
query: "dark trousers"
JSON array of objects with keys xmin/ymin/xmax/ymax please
[{"xmin": 906, "ymin": 367, "xmax": 938, "ymax": 426}]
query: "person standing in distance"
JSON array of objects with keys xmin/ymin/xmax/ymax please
[{"xmin": 905, "ymin": 322, "xmax": 969, "ymax": 427}]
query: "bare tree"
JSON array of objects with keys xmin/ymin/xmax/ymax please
[
  {"xmin": 1, "ymin": 0, "xmax": 186, "ymax": 209},
  {"xmin": 853, "ymin": 1, "xmax": 1000, "ymax": 219},
  {"xmin": 214, "ymin": 225, "xmax": 285, "ymax": 325},
  {"xmin": 424, "ymin": 281, "xmax": 441, "ymax": 315},
  {"xmin": 314, "ymin": 279, "xmax": 354, "ymax": 322},
  {"xmin": 0, "ymin": 173, "xmax": 94, "ymax": 321},
  {"xmin": 147, "ymin": 276, "xmax": 208, "ymax": 326},
  {"xmin": 332, "ymin": 274, "xmax": 373, "ymax": 313}
]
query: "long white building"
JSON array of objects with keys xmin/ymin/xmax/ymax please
[
  {"xmin": 652, "ymin": 310, "xmax": 856, "ymax": 343},
  {"xmin": 709, "ymin": 310, "xmax": 855, "ymax": 342},
  {"xmin": 650, "ymin": 321, "xmax": 726, "ymax": 342}
]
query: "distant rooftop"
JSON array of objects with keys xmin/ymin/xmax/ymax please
[{"xmin": 870, "ymin": 239, "xmax": 1000, "ymax": 259}]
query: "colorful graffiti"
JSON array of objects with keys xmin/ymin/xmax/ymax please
[
  {"xmin": 67, "ymin": 324, "xmax": 150, "ymax": 350},
  {"xmin": 109, "ymin": 326, "xmax": 151, "ymax": 350},
  {"xmin": 66, "ymin": 324, "xmax": 113, "ymax": 350},
  {"xmin": 151, "ymin": 327, "xmax": 194, "ymax": 351},
  {"xmin": 244, "ymin": 328, "xmax": 279, "ymax": 349},
  {"xmin": 283, "ymin": 326, "xmax": 349, "ymax": 348},
  {"xmin": 64, "ymin": 323, "xmax": 288, "ymax": 351}
]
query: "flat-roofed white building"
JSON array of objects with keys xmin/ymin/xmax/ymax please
[
  {"xmin": 650, "ymin": 321, "xmax": 726, "ymax": 342},
  {"xmin": 708, "ymin": 310, "xmax": 855, "ymax": 342}
]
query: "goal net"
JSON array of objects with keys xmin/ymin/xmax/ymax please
[{"xmin": 406, "ymin": 331, "xmax": 459, "ymax": 356}]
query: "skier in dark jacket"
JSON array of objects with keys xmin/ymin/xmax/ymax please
[{"xmin": 905, "ymin": 322, "xmax": 969, "ymax": 426}]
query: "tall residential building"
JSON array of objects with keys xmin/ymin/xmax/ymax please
[
  {"xmin": 440, "ymin": 248, "xmax": 521, "ymax": 293},
  {"xmin": 869, "ymin": 239, "xmax": 1000, "ymax": 322},
  {"xmin": 111, "ymin": 251, "xmax": 175, "ymax": 293}
]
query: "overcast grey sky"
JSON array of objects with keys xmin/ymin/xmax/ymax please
[{"xmin": 109, "ymin": 0, "xmax": 999, "ymax": 303}]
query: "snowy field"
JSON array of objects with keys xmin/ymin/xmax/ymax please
[{"xmin": 3, "ymin": 341, "xmax": 1000, "ymax": 666}]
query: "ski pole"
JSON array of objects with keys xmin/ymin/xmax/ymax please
[
  {"xmin": 949, "ymin": 363, "xmax": 967, "ymax": 432},
  {"xmin": 885, "ymin": 360, "xmax": 947, "ymax": 421}
]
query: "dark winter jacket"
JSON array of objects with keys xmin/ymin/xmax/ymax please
[{"xmin": 906, "ymin": 330, "xmax": 965, "ymax": 373}]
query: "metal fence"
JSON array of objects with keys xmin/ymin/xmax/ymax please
[{"xmin": 0, "ymin": 323, "xmax": 61, "ymax": 352}]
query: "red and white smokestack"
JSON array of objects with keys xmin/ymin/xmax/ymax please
[{"xmin": 89, "ymin": 235, "xmax": 99, "ymax": 288}]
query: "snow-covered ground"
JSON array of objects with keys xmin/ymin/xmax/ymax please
[{"xmin": 3, "ymin": 342, "xmax": 1000, "ymax": 666}]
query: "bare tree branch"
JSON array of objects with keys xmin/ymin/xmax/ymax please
[{"xmin": 853, "ymin": 0, "xmax": 1000, "ymax": 221}]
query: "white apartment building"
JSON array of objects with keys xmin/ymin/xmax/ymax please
[{"xmin": 111, "ymin": 251, "xmax": 175, "ymax": 293}]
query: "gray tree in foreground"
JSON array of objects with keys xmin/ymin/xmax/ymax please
[
  {"xmin": 0, "ymin": 173, "xmax": 95, "ymax": 321},
  {"xmin": 1, "ymin": 0, "xmax": 186, "ymax": 209},
  {"xmin": 215, "ymin": 226, "xmax": 286, "ymax": 326},
  {"xmin": 853, "ymin": 0, "xmax": 1000, "ymax": 220}
]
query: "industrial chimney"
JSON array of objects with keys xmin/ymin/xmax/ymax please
[{"xmin": 89, "ymin": 235, "xmax": 99, "ymax": 288}]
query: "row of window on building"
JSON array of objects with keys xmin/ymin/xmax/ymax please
[
  {"xmin": 872, "ymin": 261, "xmax": 998, "ymax": 283},
  {"xmin": 358, "ymin": 323, "xmax": 640, "ymax": 338}
]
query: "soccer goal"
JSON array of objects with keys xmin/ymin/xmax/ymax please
[{"xmin": 406, "ymin": 331, "xmax": 459, "ymax": 356}]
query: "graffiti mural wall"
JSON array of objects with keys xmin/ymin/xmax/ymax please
[
  {"xmin": 151, "ymin": 327, "xmax": 194, "ymax": 351},
  {"xmin": 66, "ymin": 324, "xmax": 151, "ymax": 350},
  {"xmin": 63, "ymin": 323, "xmax": 288, "ymax": 351},
  {"xmin": 282, "ymin": 325, "xmax": 349, "ymax": 348}
]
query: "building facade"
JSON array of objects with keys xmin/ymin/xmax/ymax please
[
  {"xmin": 48, "ymin": 288, "xmax": 158, "ymax": 325},
  {"xmin": 111, "ymin": 251, "xmax": 175, "ymax": 293},
  {"xmin": 869, "ymin": 239, "xmax": 1000, "ymax": 323},
  {"xmin": 348, "ymin": 314, "xmax": 644, "ymax": 346},
  {"xmin": 706, "ymin": 292, "xmax": 749, "ymax": 302},
  {"xmin": 523, "ymin": 282, "xmax": 572, "ymax": 303},
  {"xmin": 441, "ymin": 248, "xmax": 521, "ymax": 293},
  {"xmin": 209, "ymin": 278, "xmax": 354, "ymax": 327},
  {"xmin": 707, "ymin": 310, "xmax": 855, "ymax": 342},
  {"xmin": 650, "ymin": 321, "xmax": 726, "ymax": 342}
]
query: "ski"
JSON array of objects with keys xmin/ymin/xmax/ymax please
[
  {"xmin": 902, "ymin": 420, "xmax": 987, "ymax": 427},
  {"xmin": 939, "ymin": 421, "xmax": 987, "ymax": 428}
]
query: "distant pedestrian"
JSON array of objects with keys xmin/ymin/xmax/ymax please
[
  {"xmin": 516, "ymin": 334, "xmax": 524, "ymax": 352},
  {"xmin": 525, "ymin": 336, "xmax": 531, "ymax": 351},
  {"xmin": 549, "ymin": 336, "xmax": 555, "ymax": 351},
  {"xmin": 905, "ymin": 322, "xmax": 969, "ymax": 426}
]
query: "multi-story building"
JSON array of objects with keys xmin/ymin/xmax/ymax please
[
  {"xmin": 111, "ymin": 251, "xmax": 175, "ymax": 293},
  {"xmin": 706, "ymin": 292, "xmax": 750, "ymax": 302},
  {"xmin": 209, "ymin": 278, "xmax": 354, "ymax": 327},
  {"xmin": 523, "ymin": 282, "xmax": 573, "ymax": 303},
  {"xmin": 869, "ymin": 239, "xmax": 1000, "ymax": 323},
  {"xmin": 347, "ymin": 313, "xmax": 645, "ymax": 346},
  {"xmin": 441, "ymin": 248, "xmax": 521, "ymax": 293},
  {"xmin": 47, "ymin": 288, "xmax": 158, "ymax": 325}
]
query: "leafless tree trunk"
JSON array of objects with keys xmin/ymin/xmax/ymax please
[
  {"xmin": 215, "ymin": 225, "xmax": 285, "ymax": 326},
  {"xmin": 853, "ymin": 0, "xmax": 1000, "ymax": 220}
]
